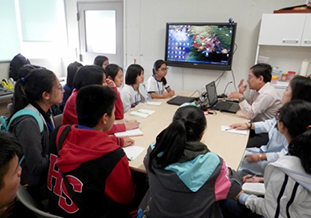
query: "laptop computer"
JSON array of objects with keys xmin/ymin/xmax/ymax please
[
  {"xmin": 167, "ymin": 96, "xmax": 195, "ymax": 106},
  {"xmin": 206, "ymin": 81, "xmax": 240, "ymax": 113}
]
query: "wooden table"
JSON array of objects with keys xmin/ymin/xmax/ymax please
[{"xmin": 123, "ymin": 92, "xmax": 249, "ymax": 173}]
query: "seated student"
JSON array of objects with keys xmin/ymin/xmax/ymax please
[
  {"xmin": 120, "ymin": 64, "xmax": 147, "ymax": 112},
  {"xmin": 48, "ymin": 85, "xmax": 135, "ymax": 217},
  {"xmin": 9, "ymin": 53, "xmax": 30, "ymax": 81},
  {"xmin": 105, "ymin": 64, "xmax": 124, "ymax": 120},
  {"xmin": 62, "ymin": 65, "xmax": 136, "ymax": 146},
  {"xmin": 94, "ymin": 55, "xmax": 109, "ymax": 69},
  {"xmin": 238, "ymin": 100, "xmax": 311, "ymax": 218},
  {"xmin": 9, "ymin": 69, "xmax": 63, "ymax": 202},
  {"xmin": 231, "ymin": 76, "xmax": 311, "ymax": 177},
  {"xmin": 60, "ymin": 61, "xmax": 83, "ymax": 112},
  {"xmin": 146, "ymin": 59, "xmax": 175, "ymax": 99},
  {"xmin": 138, "ymin": 106, "xmax": 241, "ymax": 218}
]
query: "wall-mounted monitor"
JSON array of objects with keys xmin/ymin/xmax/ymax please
[{"xmin": 164, "ymin": 22, "xmax": 237, "ymax": 71}]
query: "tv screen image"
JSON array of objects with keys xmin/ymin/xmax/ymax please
[{"xmin": 165, "ymin": 23, "xmax": 237, "ymax": 70}]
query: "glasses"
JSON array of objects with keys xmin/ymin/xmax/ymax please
[{"xmin": 160, "ymin": 68, "xmax": 168, "ymax": 72}]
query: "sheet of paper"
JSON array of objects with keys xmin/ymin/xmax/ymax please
[
  {"xmin": 130, "ymin": 109, "xmax": 155, "ymax": 118},
  {"xmin": 147, "ymin": 101, "xmax": 162, "ymax": 106},
  {"xmin": 242, "ymin": 182, "xmax": 265, "ymax": 196},
  {"xmin": 114, "ymin": 129, "xmax": 143, "ymax": 137},
  {"xmin": 122, "ymin": 145, "xmax": 145, "ymax": 161},
  {"xmin": 221, "ymin": 126, "xmax": 247, "ymax": 135}
]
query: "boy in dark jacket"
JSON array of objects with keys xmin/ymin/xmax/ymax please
[{"xmin": 47, "ymin": 85, "xmax": 135, "ymax": 217}]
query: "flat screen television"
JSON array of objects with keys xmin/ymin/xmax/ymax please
[{"xmin": 164, "ymin": 22, "xmax": 237, "ymax": 71}]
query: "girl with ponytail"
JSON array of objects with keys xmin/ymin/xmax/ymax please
[
  {"xmin": 138, "ymin": 105, "xmax": 242, "ymax": 218},
  {"xmin": 10, "ymin": 69, "xmax": 63, "ymax": 203},
  {"xmin": 238, "ymin": 100, "xmax": 311, "ymax": 218}
]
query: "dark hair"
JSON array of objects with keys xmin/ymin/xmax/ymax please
[
  {"xmin": 279, "ymin": 100, "xmax": 311, "ymax": 173},
  {"xmin": 105, "ymin": 64, "xmax": 123, "ymax": 81},
  {"xmin": 250, "ymin": 63, "xmax": 272, "ymax": 83},
  {"xmin": 12, "ymin": 69, "xmax": 57, "ymax": 117},
  {"xmin": 73, "ymin": 65, "xmax": 104, "ymax": 90},
  {"xmin": 153, "ymin": 59, "xmax": 167, "ymax": 85},
  {"xmin": 76, "ymin": 85, "xmax": 117, "ymax": 128},
  {"xmin": 67, "ymin": 61, "xmax": 83, "ymax": 87},
  {"xmin": 94, "ymin": 56, "xmax": 109, "ymax": 68},
  {"xmin": 17, "ymin": 64, "xmax": 42, "ymax": 80},
  {"xmin": 9, "ymin": 53, "xmax": 31, "ymax": 81},
  {"xmin": 290, "ymin": 75, "xmax": 311, "ymax": 102},
  {"xmin": 0, "ymin": 132, "xmax": 23, "ymax": 190},
  {"xmin": 148, "ymin": 106, "xmax": 206, "ymax": 172},
  {"xmin": 125, "ymin": 64, "xmax": 144, "ymax": 85}
]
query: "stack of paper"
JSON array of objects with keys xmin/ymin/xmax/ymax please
[
  {"xmin": 242, "ymin": 182, "xmax": 265, "ymax": 196},
  {"xmin": 122, "ymin": 145, "xmax": 145, "ymax": 161},
  {"xmin": 115, "ymin": 129, "xmax": 143, "ymax": 137},
  {"xmin": 130, "ymin": 109, "xmax": 155, "ymax": 118},
  {"xmin": 221, "ymin": 126, "xmax": 247, "ymax": 135},
  {"xmin": 147, "ymin": 102, "xmax": 162, "ymax": 106}
]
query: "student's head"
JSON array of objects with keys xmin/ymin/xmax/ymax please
[
  {"xmin": 0, "ymin": 132, "xmax": 22, "ymax": 210},
  {"xmin": 12, "ymin": 69, "xmax": 63, "ymax": 115},
  {"xmin": 94, "ymin": 55, "xmax": 109, "ymax": 69},
  {"xmin": 282, "ymin": 75, "xmax": 311, "ymax": 105},
  {"xmin": 76, "ymin": 85, "xmax": 117, "ymax": 130},
  {"xmin": 9, "ymin": 53, "xmax": 31, "ymax": 81},
  {"xmin": 247, "ymin": 63, "xmax": 272, "ymax": 91},
  {"xmin": 278, "ymin": 100, "xmax": 311, "ymax": 174},
  {"xmin": 125, "ymin": 64, "xmax": 144, "ymax": 85},
  {"xmin": 152, "ymin": 59, "xmax": 167, "ymax": 85},
  {"xmin": 105, "ymin": 64, "xmax": 124, "ymax": 87},
  {"xmin": 149, "ymin": 106, "xmax": 206, "ymax": 171},
  {"xmin": 67, "ymin": 61, "xmax": 83, "ymax": 87},
  {"xmin": 73, "ymin": 65, "xmax": 104, "ymax": 90},
  {"xmin": 17, "ymin": 64, "xmax": 42, "ymax": 80}
]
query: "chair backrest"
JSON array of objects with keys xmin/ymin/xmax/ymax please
[
  {"xmin": 54, "ymin": 114, "xmax": 63, "ymax": 128},
  {"xmin": 7, "ymin": 103, "xmax": 13, "ymax": 116},
  {"xmin": 17, "ymin": 186, "xmax": 62, "ymax": 218}
]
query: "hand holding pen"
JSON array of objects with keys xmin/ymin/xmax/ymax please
[{"xmin": 243, "ymin": 174, "xmax": 264, "ymax": 183}]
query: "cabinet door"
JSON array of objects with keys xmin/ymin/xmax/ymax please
[
  {"xmin": 258, "ymin": 14, "xmax": 305, "ymax": 46},
  {"xmin": 301, "ymin": 15, "xmax": 311, "ymax": 47}
]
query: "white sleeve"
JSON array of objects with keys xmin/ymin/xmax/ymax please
[
  {"xmin": 146, "ymin": 77, "xmax": 157, "ymax": 93},
  {"xmin": 120, "ymin": 86, "xmax": 133, "ymax": 112},
  {"xmin": 254, "ymin": 118, "xmax": 276, "ymax": 134}
]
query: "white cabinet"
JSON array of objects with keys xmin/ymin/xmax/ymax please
[
  {"xmin": 258, "ymin": 14, "xmax": 311, "ymax": 47},
  {"xmin": 255, "ymin": 13, "xmax": 311, "ymax": 95}
]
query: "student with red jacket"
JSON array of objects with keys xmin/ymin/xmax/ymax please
[
  {"xmin": 48, "ymin": 85, "xmax": 135, "ymax": 217},
  {"xmin": 62, "ymin": 65, "xmax": 137, "ymax": 146}
]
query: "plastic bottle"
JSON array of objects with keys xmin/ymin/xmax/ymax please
[{"xmin": 299, "ymin": 59, "xmax": 309, "ymax": 77}]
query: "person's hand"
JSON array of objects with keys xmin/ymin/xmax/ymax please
[
  {"xmin": 230, "ymin": 123, "xmax": 248, "ymax": 130},
  {"xmin": 105, "ymin": 78, "xmax": 116, "ymax": 88},
  {"xmin": 238, "ymin": 79, "xmax": 247, "ymax": 94},
  {"xmin": 162, "ymin": 92, "xmax": 169, "ymax": 98},
  {"xmin": 243, "ymin": 174, "xmax": 264, "ymax": 183},
  {"xmin": 228, "ymin": 92, "xmax": 243, "ymax": 99},
  {"xmin": 245, "ymin": 154, "xmax": 260, "ymax": 163},
  {"xmin": 123, "ymin": 137, "xmax": 134, "ymax": 147},
  {"xmin": 234, "ymin": 190, "xmax": 244, "ymax": 201},
  {"xmin": 125, "ymin": 120, "xmax": 139, "ymax": 130},
  {"xmin": 167, "ymin": 91, "xmax": 175, "ymax": 97}
]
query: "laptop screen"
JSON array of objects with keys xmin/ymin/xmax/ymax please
[{"xmin": 206, "ymin": 81, "xmax": 218, "ymax": 107}]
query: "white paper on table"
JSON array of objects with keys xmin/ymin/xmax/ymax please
[
  {"xmin": 221, "ymin": 126, "xmax": 247, "ymax": 135},
  {"xmin": 122, "ymin": 145, "xmax": 145, "ymax": 161},
  {"xmin": 129, "ymin": 109, "xmax": 155, "ymax": 118},
  {"xmin": 242, "ymin": 182, "xmax": 265, "ymax": 196},
  {"xmin": 114, "ymin": 129, "xmax": 143, "ymax": 137},
  {"xmin": 147, "ymin": 101, "xmax": 162, "ymax": 106}
]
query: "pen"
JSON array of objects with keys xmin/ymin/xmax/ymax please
[
  {"xmin": 127, "ymin": 157, "xmax": 132, "ymax": 161},
  {"xmin": 225, "ymin": 128, "xmax": 233, "ymax": 131},
  {"xmin": 124, "ymin": 119, "xmax": 141, "ymax": 124}
]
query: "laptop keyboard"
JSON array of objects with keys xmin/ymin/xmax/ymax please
[{"xmin": 216, "ymin": 102, "xmax": 231, "ymax": 110}]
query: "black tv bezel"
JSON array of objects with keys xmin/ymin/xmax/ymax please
[{"xmin": 164, "ymin": 22, "xmax": 237, "ymax": 71}]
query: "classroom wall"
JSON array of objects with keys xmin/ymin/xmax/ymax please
[
  {"xmin": 64, "ymin": 0, "xmax": 304, "ymax": 95},
  {"xmin": 1, "ymin": 0, "xmax": 305, "ymax": 95}
]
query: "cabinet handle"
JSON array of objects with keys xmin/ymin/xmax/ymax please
[
  {"xmin": 303, "ymin": 40, "xmax": 311, "ymax": 44},
  {"xmin": 282, "ymin": 39, "xmax": 299, "ymax": 44}
]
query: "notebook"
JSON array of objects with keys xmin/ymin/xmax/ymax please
[
  {"xmin": 206, "ymin": 81, "xmax": 240, "ymax": 113},
  {"xmin": 167, "ymin": 96, "xmax": 195, "ymax": 106}
]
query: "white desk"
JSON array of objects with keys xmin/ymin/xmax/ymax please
[{"xmin": 122, "ymin": 93, "xmax": 249, "ymax": 173}]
